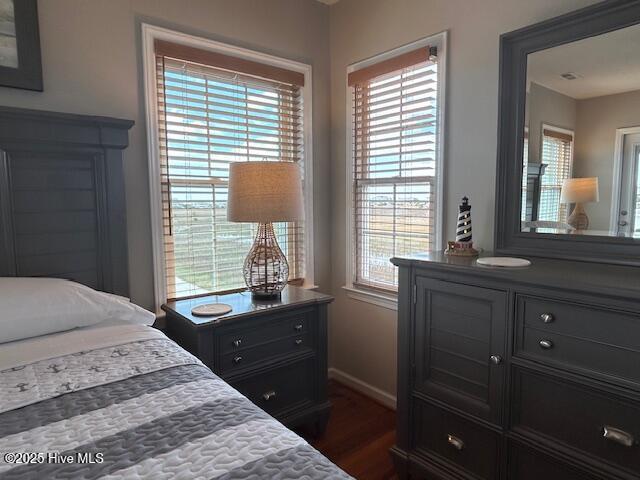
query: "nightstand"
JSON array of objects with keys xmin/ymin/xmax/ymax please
[{"xmin": 162, "ymin": 286, "xmax": 334, "ymax": 434}]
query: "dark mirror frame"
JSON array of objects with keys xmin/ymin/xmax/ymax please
[{"xmin": 495, "ymin": 0, "xmax": 640, "ymax": 267}]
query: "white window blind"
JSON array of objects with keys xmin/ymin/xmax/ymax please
[
  {"xmin": 539, "ymin": 128, "xmax": 573, "ymax": 223},
  {"xmin": 349, "ymin": 47, "xmax": 439, "ymax": 292},
  {"xmin": 155, "ymin": 41, "xmax": 305, "ymax": 300}
]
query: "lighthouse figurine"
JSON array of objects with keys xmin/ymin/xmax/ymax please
[{"xmin": 445, "ymin": 196, "xmax": 479, "ymax": 256}]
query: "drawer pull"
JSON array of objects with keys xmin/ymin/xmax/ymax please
[
  {"xmin": 447, "ymin": 434, "xmax": 464, "ymax": 451},
  {"xmin": 294, "ymin": 324, "xmax": 303, "ymax": 332},
  {"xmin": 540, "ymin": 313, "xmax": 554, "ymax": 323},
  {"xmin": 539, "ymin": 339, "xmax": 554, "ymax": 350},
  {"xmin": 233, "ymin": 356, "xmax": 243, "ymax": 364},
  {"xmin": 233, "ymin": 339, "xmax": 242, "ymax": 348},
  {"xmin": 490, "ymin": 355, "xmax": 503, "ymax": 365},
  {"xmin": 295, "ymin": 338, "xmax": 303, "ymax": 346},
  {"xmin": 603, "ymin": 426, "xmax": 636, "ymax": 447},
  {"xmin": 262, "ymin": 390, "xmax": 277, "ymax": 401}
]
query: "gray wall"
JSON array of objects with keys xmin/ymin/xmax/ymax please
[
  {"xmin": 0, "ymin": 0, "xmax": 331, "ymax": 310},
  {"xmin": 575, "ymin": 89, "xmax": 640, "ymax": 230},
  {"xmin": 328, "ymin": 0, "xmax": 599, "ymax": 400}
]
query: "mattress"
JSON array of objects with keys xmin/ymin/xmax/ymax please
[{"xmin": 0, "ymin": 324, "xmax": 352, "ymax": 479}]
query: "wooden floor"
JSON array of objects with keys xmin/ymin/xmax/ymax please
[{"xmin": 299, "ymin": 380, "xmax": 398, "ymax": 480}]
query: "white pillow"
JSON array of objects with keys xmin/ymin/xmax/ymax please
[{"xmin": 0, "ymin": 277, "xmax": 156, "ymax": 344}]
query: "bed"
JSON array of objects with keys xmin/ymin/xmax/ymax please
[
  {"xmin": 0, "ymin": 320, "xmax": 350, "ymax": 479},
  {"xmin": 0, "ymin": 107, "xmax": 350, "ymax": 479}
]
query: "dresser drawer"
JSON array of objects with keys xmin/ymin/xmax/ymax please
[
  {"xmin": 230, "ymin": 358, "xmax": 315, "ymax": 416},
  {"xmin": 512, "ymin": 366, "xmax": 640, "ymax": 477},
  {"xmin": 219, "ymin": 308, "xmax": 313, "ymax": 355},
  {"xmin": 515, "ymin": 295, "xmax": 640, "ymax": 385},
  {"xmin": 413, "ymin": 399, "xmax": 500, "ymax": 480},
  {"xmin": 219, "ymin": 333, "xmax": 312, "ymax": 374},
  {"xmin": 508, "ymin": 442, "xmax": 600, "ymax": 480}
]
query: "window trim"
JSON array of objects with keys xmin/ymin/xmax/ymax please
[
  {"xmin": 142, "ymin": 24, "xmax": 314, "ymax": 312},
  {"xmin": 344, "ymin": 31, "xmax": 447, "ymax": 302}
]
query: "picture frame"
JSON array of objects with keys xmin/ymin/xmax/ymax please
[{"xmin": 0, "ymin": 0, "xmax": 42, "ymax": 91}]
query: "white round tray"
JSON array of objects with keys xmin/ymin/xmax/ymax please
[
  {"xmin": 191, "ymin": 303, "xmax": 233, "ymax": 317},
  {"xmin": 476, "ymin": 257, "xmax": 531, "ymax": 268}
]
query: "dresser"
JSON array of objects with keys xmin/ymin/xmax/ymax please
[
  {"xmin": 390, "ymin": 252, "xmax": 640, "ymax": 480},
  {"xmin": 162, "ymin": 286, "xmax": 333, "ymax": 434}
]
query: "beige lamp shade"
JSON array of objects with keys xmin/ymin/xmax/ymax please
[
  {"xmin": 560, "ymin": 177, "xmax": 599, "ymax": 204},
  {"xmin": 227, "ymin": 161, "xmax": 304, "ymax": 223}
]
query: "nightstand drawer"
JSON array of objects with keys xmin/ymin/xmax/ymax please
[
  {"xmin": 512, "ymin": 366, "xmax": 640, "ymax": 477},
  {"xmin": 220, "ymin": 309, "xmax": 313, "ymax": 355},
  {"xmin": 230, "ymin": 358, "xmax": 315, "ymax": 416},
  {"xmin": 413, "ymin": 398, "xmax": 500, "ymax": 480},
  {"xmin": 516, "ymin": 295, "xmax": 640, "ymax": 384},
  {"xmin": 219, "ymin": 333, "xmax": 312, "ymax": 374}
]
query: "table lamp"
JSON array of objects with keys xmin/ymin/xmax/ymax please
[
  {"xmin": 227, "ymin": 161, "xmax": 304, "ymax": 298},
  {"xmin": 560, "ymin": 177, "xmax": 599, "ymax": 230}
]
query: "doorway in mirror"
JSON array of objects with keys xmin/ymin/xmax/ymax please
[{"xmin": 612, "ymin": 128, "xmax": 640, "ymax": 236}]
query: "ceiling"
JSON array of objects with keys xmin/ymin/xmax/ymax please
[
  {"xmin": 315, "ymin": 0, "xmax": 340, "ymax": 5},
  {"xmin": 527, "ymin": 22, "xmax": 640, "ymax": 99}
]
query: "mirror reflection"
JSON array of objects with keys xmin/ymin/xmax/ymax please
[{"xmin": 522, "ymin": 23, "xmax": 640, "ymax": 238}]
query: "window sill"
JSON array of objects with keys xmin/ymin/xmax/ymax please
[{"xmin": 342, "ymin": 285, "xmax": 398, "ymax": 311}]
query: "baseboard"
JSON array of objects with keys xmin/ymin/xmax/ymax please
[{"xmin": 328, "ymin": 367, "xmax": 397, "ymax": 410}]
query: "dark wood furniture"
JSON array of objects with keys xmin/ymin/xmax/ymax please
[
  {"xmin": 163, "ymin": 286, "xmax": 334, "ymax": 433},
  {"xmin": 391, "ymin": 252, "xmax": 640, "ymax": 480},
  {"xmin": 495, "ymin": 0, "xmax": 640, "ymax": 265},
  {"xmin": 0, "ymin": 106, "xmax": 133, "ymax": 296}
]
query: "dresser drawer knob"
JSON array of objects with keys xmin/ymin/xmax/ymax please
[
  {"xmin": 233, "ymin": 355, "xmax": 243, "ymax": 364},
  {"xmin": 490, "ymin": 355, "xmax": 503, "ymax": 365},
  {"xmin": 262, "ymin": 390, "xmax": 277, "ymax": 401},
  {"xmin": 233, "ymin": 339, "xmax": 242, "ymax": 348},
  {"xmin": 540, "ymin": 313, "xmax": 554, "ymax": 323},
  {"xmin": 295, "ymin": 338, "xmax": 303, "ymax": 346},
  {"xmin": 447, "ymin": 434, "xmax": 464, "ymax": 451},
  {"xmin": 539, "ymin": 339, "xmax": 554, "ymax": 350},
  {"xmin": 603, "ymin": 426, "xmax": 636, "ymax": 447},
  {"xmin": 294, "ymin": 324, "xmax": 303, "ymax": 332}
]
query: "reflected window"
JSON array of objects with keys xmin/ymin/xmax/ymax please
[
  {"xmin": 539, "ymin": 127, "xmax": 573, "ymax": 223},
  {"xmin": 521, "ymin": 130, "xmax": 529, "ymax": 222},
  {"xmin": 635, "ymin": 150, "xmax": 640, "ymax": 234}
]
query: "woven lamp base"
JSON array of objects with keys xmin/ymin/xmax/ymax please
[{"xmin": 243, "ymin": 222, "xmax": 289, "ymax": 299}]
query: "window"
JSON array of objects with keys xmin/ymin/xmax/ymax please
[
  {"xmin": 144, "ymin": 28, "xmax": 312, "ymax": 304},
  {"xmin": 538, "ymin": 126, "xmax": 573, "ymax": 223},
  {"xmin": 347, "ymin": 36, "xmax": 445, "ymax": 294}
]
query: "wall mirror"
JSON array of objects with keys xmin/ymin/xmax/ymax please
[{"xmin": 496, "ymin": 1, "xmax": 640, "ymax": 265}]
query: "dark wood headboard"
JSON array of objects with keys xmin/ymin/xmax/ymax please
[{"xmin": 0, "ymin": 106, "xmax": 134, "ymax": 296}]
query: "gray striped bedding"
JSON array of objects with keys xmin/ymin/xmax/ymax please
[{"xmin": 0, "ymin": 335, "xmax": 351, "ymax": 479}]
